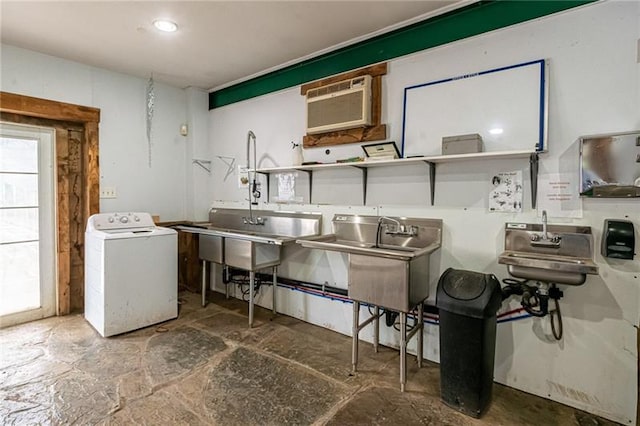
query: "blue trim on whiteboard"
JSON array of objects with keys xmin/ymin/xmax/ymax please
[
  {"xmin": 400, "ymin": 59, "xmax": 546, "ymax": 157},
  {"xmin": 538, "ymin": 60, "xmax": 546, "ymax": 152},
  {"xmin": 400, "ymin": 88, "xmax": 408, "ymax": 157}
]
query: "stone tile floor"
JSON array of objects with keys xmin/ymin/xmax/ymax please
[{"xmin": 0, "ymin": 291, "xmax": 620, "ymax": 425}]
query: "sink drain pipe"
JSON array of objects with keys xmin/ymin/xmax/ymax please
[
  {"xmin": 501, "ymin": 278, "xmax": 563, "ymax": 340},
  {"xmin": 225, "ymin": 268, "xmax": 537, "ymax": 329}
]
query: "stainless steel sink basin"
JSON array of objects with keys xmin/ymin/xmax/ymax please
[
  {"xmin": 297, "ymin": 214, "xmax": 442, "ymax": 392},
  {"xmin": 179, "ymin": 209, "xmax": 323, "ymax": 268},
  {"xmin": 177, "ymin": 208, "xmax": 323, "ymax": 327},
  {"xmin": 296, "ymin": 215, "xmax": 443, "ymax": 311},
  {"xmin": 498, "ymin": 223, "xmax": 598, "ymax": 285},
  {"xmin": 299, "ymin": 235, "xmax": 440, "ymax": 261}
]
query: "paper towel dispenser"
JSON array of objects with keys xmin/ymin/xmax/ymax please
[
  {"xmin": 580, "ymin": 130, "xmax": 640, "ymax": 198},
  {"xmin": 601, "ymin": 219, "xmax": 635, "ymax": 259}
]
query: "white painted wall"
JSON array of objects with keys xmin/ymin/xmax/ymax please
[
  {"xmin": 185, "ymin": 87, "xmax": 212, "ymax": 221},
  {"xmin": 1, "ymin": 44, "xmax": 190, "ymax": 221},
  {"xmin": 208, "ymin": 2, "xmax": 640, "ymax": 424}
]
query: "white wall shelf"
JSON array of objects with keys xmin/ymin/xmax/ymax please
[{"xmin": 254, "ymin": 149, "xmax": 542, "ymax": 207}]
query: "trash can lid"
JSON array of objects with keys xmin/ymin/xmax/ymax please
[
  {"xmin": 436, "ymin": 268, "xmax": 502, "ymax": 318},
  {"xmin": 442, "ymin": 273, "xmax": 485, "ymax": 301}
]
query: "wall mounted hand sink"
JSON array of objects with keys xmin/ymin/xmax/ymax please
[{"xmin": 498, "ymin": 222, "xmax": 598, "ymax": 285}]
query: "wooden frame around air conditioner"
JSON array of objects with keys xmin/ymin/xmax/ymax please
[{"xmin": 300, "ymin": 63, "xmax": 387, "ymax": 149}]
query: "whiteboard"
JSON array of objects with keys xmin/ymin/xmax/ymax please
[{"xmin": 401, "ymin": 59, "xmax": 547, "ymax": 157}]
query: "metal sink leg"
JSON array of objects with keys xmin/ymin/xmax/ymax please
[
  {"xmin": 373, "ymin": 306, "xmax": 379, "ymax": 353},
  {"xmin": 201, "ymin": 260, "xmax": 208, "ymax": 307},
  {"xmin": 352, "ymin": 301, "xmax": 360, "ymax": 373},
  {"xmin": 272, "ymin": 266, "xmax": 277, "ymax": 315},
  {"xmin": 400, "ymin": 304, "xmax": 425, "ymax": 392},
  {"xmin": 417, "ymin": 303, "xmax": 423, "ymax": 368},
  {"xmin": 224, "ymin": 266, "xmax": 230, "ymax": 299},
  {"xmin": 352, "ymin": 302, "xmax": 383, "ymax": 374},
  {"xmin": 249, "ymin": 271, "xmax": 255, "ymax": 328},
  {"xmin": 351, "ymin": 302, "xmax": 424, "ymax": 391},
  {"xmin": 400, "ymin": 312, "xmax": 407, "ymax": 392}
]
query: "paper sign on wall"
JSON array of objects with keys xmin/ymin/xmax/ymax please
[
  {"xmin": 275, "ymin": 173, "xmax": 302, "ymax": 203},
  {"xmin": 537, "ymin": 173, "xmax": 582, "ymax": 218},
  {"xmin": 238, "ymin": 165, "xmax": 249, "ymax": 188},
  {"xmin": 489, "ymin": 171, "xmax": 523, "ymax": 212}
]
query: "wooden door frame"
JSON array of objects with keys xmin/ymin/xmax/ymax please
[{"xmin": 0, "ymin": 91, "xmax": 100, "ymax": 315}]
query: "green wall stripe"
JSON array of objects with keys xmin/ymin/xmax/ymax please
[{"xmin": 209, "ymin": 0, "xmax": 595, "ymax": 110}]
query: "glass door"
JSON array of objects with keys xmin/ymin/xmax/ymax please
[{"xmin": 0, "ymin": 123, "xmax": 56, "ymax": 327}]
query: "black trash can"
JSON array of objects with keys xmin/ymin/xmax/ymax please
[{"xmin": 436, "ymin": 268, "xmax": 502, "ymax": 418}]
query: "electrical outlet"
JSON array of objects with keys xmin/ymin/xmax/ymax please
[{"xmin": 100, "ymin": 186, "xmax": 117, "ymax": 199}]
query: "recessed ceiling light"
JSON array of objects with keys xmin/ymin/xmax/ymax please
[
  {"xmin": 489, "ymin": 128, "xmax": 504, "ymax": 135},
  {"xmin": 153, "ymin": 20, "xmax": 178, "ymax": 33}
]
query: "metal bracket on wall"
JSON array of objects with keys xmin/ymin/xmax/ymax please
[
  {"xmin": 303, "ymin": 170, "xmax": 313, "ymax": 204},
  {"xmin": 214, "ymin": 156, "xmax": 236, "ymax": 181},
  {"xmin": 530, "ymin": 153, "xmax": 539, "ymax": 208},
  {"xmin": 256, "ymin": 172, "xmax": 270, "ymax": 202},
  {"xmin": 351, "ymin": 166, "xmax": 368, "ymax": 205},
  {"xmin": 423, "ymin": 161, "xmax": 436, "ymax": 206},
  {"xmin": 192, "ymin": 159, "xmax": 212, "ymax": 174}
]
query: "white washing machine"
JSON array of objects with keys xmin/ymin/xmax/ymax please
[{"xmin": 84, "ymin": 212, "xmax": 178, "ymax": 337}]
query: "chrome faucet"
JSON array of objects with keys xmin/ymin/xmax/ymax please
[
  {"xmin": 378, "ymin": 216, "xmax": 401, "ymax": 232},
  {"xmin": 245, "ymin": 130, "xmax": 264, "ymax": 225},
  {"xmin": 376, "ymin": 216, "xmax": 417, "ymax": 247},
  {"xmin": 531, "ymin": 209, "xmax": 560, "ymax": 246}
]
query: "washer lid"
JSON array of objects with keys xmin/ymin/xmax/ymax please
[
  {"xmin": 86, "ymin": 212, "xmax": 155, "ymax": 232},
  {"xmin": 96, "ymin": 227, "xmax": 176, "ymax": 239}
]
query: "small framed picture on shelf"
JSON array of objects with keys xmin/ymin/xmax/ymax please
[{"xmin": 362, "ymin": 141, "xmax": 401, "ymax": 161}]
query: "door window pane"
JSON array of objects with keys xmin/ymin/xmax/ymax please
[
  {"xmin": 0, "ymin": 208, "xmax": 39, "ymax": 244},
  {"xmin": 0, "ymin": 242, "xmax": 40, "ymax": 315},
  {"xmin": 0, "ymin": 173, "xmax": 38, "ymax": 207},
  {"xmin": 0, "ymin": 137, "xmax": 38, "ymax": 173}
]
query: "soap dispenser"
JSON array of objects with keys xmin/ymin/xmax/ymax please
[{"xmin": 601, "ymin": 219, "xmax": 635, "ymax": 259}]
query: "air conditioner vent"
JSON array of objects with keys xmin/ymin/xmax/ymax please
[{"xmin": 306, "ymin": 75, "xmax": 372, "ymax": 134}]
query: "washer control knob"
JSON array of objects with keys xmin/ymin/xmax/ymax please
[
  {"xmin": 108, "ymin": 217, "xmax": 114, "ymax": 223},
  {"xmin": 120, "ymin": 216, "xmax": 129, "ymax": 224},
  {"xmin": 134, "ymin": 216, "xmax": 140, "ymax": 222}
]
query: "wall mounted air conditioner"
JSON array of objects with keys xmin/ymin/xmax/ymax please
[{"xmin": 306, "ymin": 75, "xmax": 372, "ymax": 134}]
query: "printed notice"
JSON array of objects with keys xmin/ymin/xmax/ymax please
[
  {"xmin": 538, "ymin": 173, "xmax": 582, "ymax": 218},
  {"xmin": 238, "ymin": 165, "xmax": 249, "ymax": 188},
  {"xmin": 489, "ymin": 171, "xmax": 523, "ymax": 213}
]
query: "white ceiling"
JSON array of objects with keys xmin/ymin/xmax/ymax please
[{"xmin": 0, "ymin": 1, "xmax": 462, "ymax": 90}]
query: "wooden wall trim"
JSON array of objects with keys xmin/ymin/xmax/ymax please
[
  {"xmin": 55, "ymin": 128, "xmax": 71, "ymax": 314},
  {"xmin": 0, "ymin": 91, "xmax": 100, "ymax": 123},
  {"xmin": 84, "ymin": 121, "xmax": 100, "ymax": 216},
  {"xmin": 300, "ymin": 63, "xmax": 387, "ymax": 95}
]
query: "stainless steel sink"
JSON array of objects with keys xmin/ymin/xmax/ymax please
[
  {"xmin": 297, "ymin": 215, "xmax": 442, "ymax": 310},
  {"xmin": 297, "ymin": 214, "xmax": 442, "ymax": 392},
  {"xmin": 498, "ymin": 222, "xmax": 598, "ymax": 285},
  {"xmin": 178, "ymin": 208, "xmax": 322, "ymax": 326},
  {"xmin": 300, "ymin": 235, "xmax": 440, "ymax": 261}
]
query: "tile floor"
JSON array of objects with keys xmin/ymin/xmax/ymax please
[{"xmin": 0, "ymin": 291, "xmax": 619, "ymax": 425}]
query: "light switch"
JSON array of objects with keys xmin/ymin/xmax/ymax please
[{"xmin": 100, "ymin": 186, "xmax": 117, "ymax": 198}]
